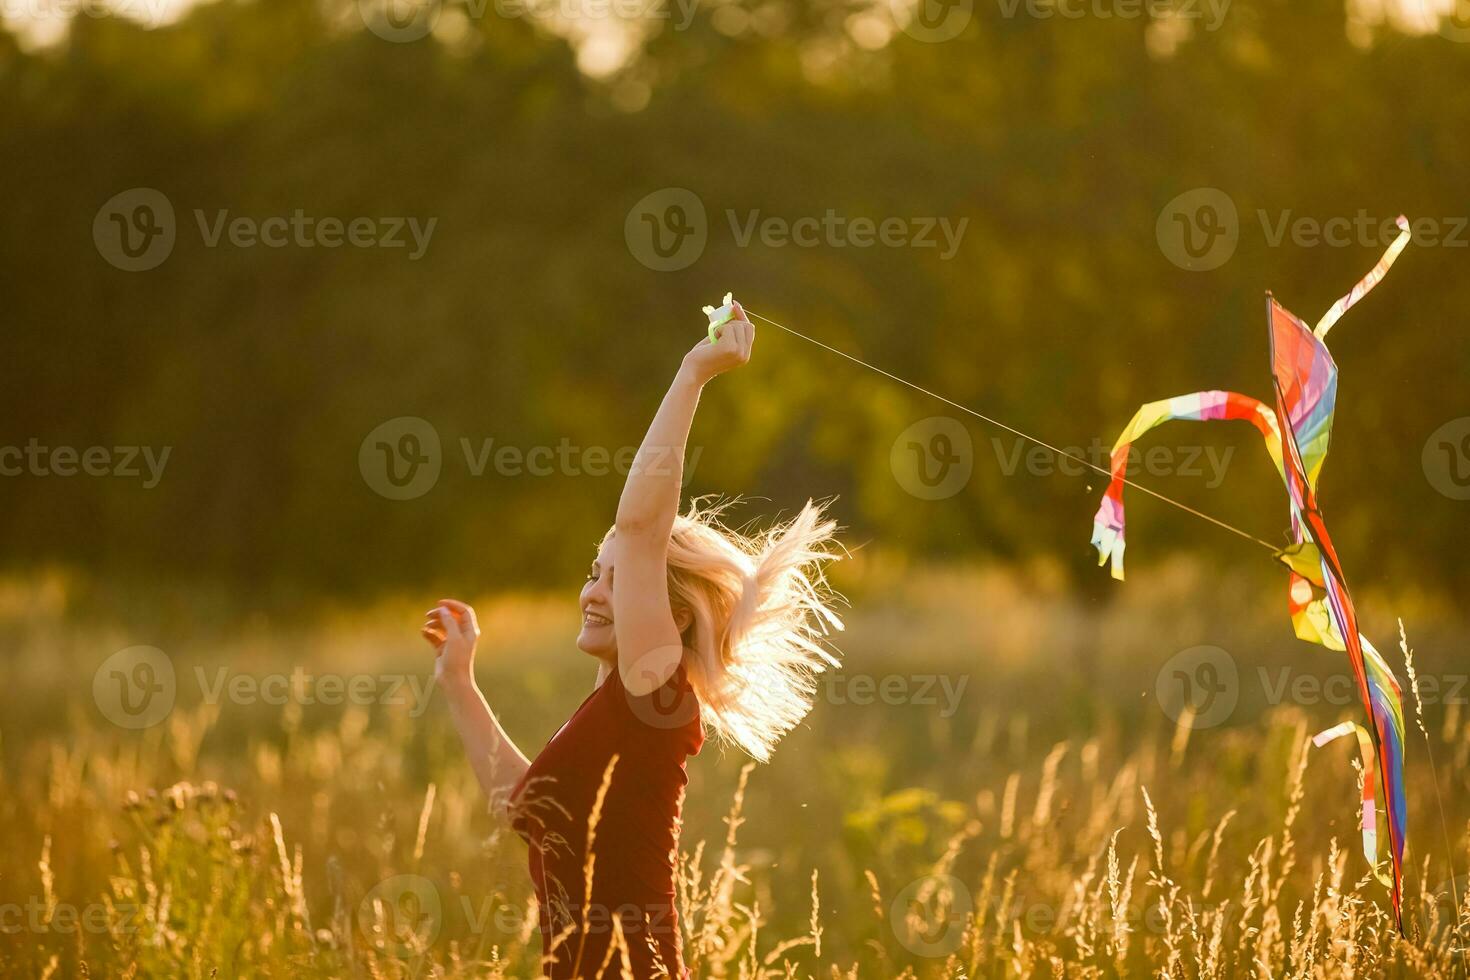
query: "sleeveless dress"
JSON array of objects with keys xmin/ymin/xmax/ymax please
[{"xmin": 509, "ymin": 662, "xmax": 704, "ymax": 979}]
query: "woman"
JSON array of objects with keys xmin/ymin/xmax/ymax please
[{"xmin": 421, "ymin": 301, "xmax": 844, "ymax": 979}]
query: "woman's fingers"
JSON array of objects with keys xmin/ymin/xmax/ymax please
[
  {"xmin": 721, "ymin": 302, "xmax": 753, "ymax": 358},
  {"xmin": 420, "ymin": 606, "xmax": 454, "ymax": 641},
  {"xmin": 431, "ymin": 601, "xmax": 479, "ymax": 638},
  {"xmin": 729, "ymin": 318, "xmax": 751, "ymax": 360},
  {"xmin": 437, "ymin": 598, "xmax": 474, "ymax": 622}
]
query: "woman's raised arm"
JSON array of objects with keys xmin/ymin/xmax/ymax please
[{"xmin": 611, "ymin": 301, "xmax": 754, "ymax": 696}]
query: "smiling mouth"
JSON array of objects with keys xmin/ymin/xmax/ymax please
[{"xmin": 583, "ymin": 612, "xmax": 612, "ymax": 627}]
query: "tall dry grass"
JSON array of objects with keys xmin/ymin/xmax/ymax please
[{"xmin": 0, "ymin": 558, "xmax": 1466, "ymax": 977}]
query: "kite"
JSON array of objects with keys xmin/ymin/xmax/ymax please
[{"xmin": 1089, "ymin": 216, "xmax": 1413, "ymax": 933}]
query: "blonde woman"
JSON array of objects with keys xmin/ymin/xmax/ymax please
[{"xmin": 422, "ymin": 300, "xmax": 844, "ymax": 979}]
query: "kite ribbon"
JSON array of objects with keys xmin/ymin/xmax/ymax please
[
  {"xmin": 1313, "ymin": 721, "xmax": 1392, "ymax": 887},
  {"xmin": 1314, "ymin": 216, "xmax": 1412, "ymax": 340},
  {"xmin": 1091, "ymin": 391, "xmax": 1284, "ymax": 581}
]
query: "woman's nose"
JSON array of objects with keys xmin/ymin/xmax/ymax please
[{"xmin": 585, "ymin": 574, "xmax": 610, "ymax": 603}]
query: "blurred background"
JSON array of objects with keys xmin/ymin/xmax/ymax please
[
  {"xmin": 0, "ymin": 0, "xmax": 1467, "ymax": 599},
  {"xmin": 1, "ymin": 0, "xmax": 1468, "ymax": 974}
]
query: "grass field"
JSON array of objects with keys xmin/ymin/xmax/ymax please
[{"xmin": 1, "ymin": 555, "xmax": 1466, "ymax": 977}]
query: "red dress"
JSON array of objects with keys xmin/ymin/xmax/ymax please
[{"xmin": 509, "ymin": 663, "xmax": 703, "ymax": 979}]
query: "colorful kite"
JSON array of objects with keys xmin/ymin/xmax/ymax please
[{"xmin": 1090, "ymin": 217, "xmax": 1413, "ymax": 932}]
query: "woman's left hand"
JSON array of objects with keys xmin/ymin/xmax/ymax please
[{"xmin": 683, "ymin": 300, "xmax": 754, "ymax": 384}]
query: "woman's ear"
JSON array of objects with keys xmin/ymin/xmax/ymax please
[{"xmin": 672, "ymin": 604, "xmax": 694, "ymax": 634}]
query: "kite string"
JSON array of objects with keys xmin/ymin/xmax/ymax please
[{"xmin": 742, "ymin": 307, "xmax": 1280, "ymax": 555}]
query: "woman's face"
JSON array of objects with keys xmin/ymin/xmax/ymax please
[{"xmin": 576, "ymin": 538, "xmax": 618, "ymax": 660}]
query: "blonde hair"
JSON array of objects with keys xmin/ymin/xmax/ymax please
[{"xmin": 611, "ymin": 498, "xmax": 845, "ymax": 762}]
